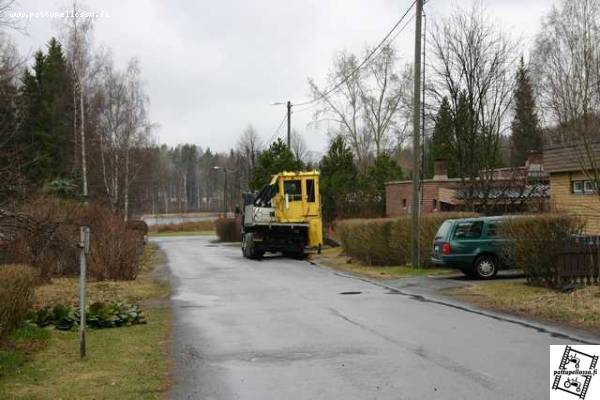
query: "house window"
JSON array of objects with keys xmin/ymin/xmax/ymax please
[
  {"xmin": 584, "ymin": 180, "xmax": 597, "ymax": 194},
  {"xmin": 572, "ymin": 180, "xmax": 597, "ymax": 195},
  {"xmin": 402, "ymin": 199, "xmax": 407, "ymax": 208},
  {"xmin": 432, "ymin": 199, "xmax": 437, "ymax": 209}
]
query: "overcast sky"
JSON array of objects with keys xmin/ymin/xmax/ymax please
[{"xmin": 10, "ymin": 0, "xmax": 552, "ymax": 155}]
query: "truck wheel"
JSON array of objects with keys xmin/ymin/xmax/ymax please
[
  {"xmin": 242, "ymin": 234, "xmax": 248, "ymax": 257},
  {"xmin": 243, "ymin": 233, "xmax": 263, "ymax": 260},
  {"xmin": 473, "ymin": 255, "xmax": 498, "ymax": 279}
]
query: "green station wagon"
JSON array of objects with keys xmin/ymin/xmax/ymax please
[{"xmin": 431, "ymin": 216, "xmax": 512, "ymax": 279}]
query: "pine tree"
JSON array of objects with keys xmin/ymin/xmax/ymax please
[
  {"xmin": 319, "ymin": 135, "xmax": 358, "ymax": 220},
  {"xmin": 510, "ymin": 57, "xmax": 542, "ymax": 166},
  {"xmin": 429, "ymin": 97, "xmax": 456, "ymax": 177},
  {"xmin": 16, "ymin": 38, "xmax": 74, "ymax": 185},
  {"xmin": 250, "ymin": 138, "xmax": 303, "ymax": 190}
]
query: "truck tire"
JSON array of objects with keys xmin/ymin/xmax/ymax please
[{"xmin": 243, "ymin": 233, "xmax": 263, "ymax": 260}]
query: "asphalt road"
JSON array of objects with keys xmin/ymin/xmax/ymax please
[{"xmin": 158, "ymin": 236, "xmax": 598, "ymax": 400}]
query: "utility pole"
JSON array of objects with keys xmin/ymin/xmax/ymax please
[
  {"xmin": 286, "ymin": 101, "xmax": 292, "ymax": 148},
  {"xmin": 79, "ymin": 225, "xmax": 90, "ymax": 359},
  {"xmin": 411, "ymin": 0, "xmax": 424, "ymax": 268},
  {"xmin": 223, "ymin": 169, "xmax": 228, "ymax": 216}
]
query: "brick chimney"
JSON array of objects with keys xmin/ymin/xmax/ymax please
[
  {"xmin": 526, "ymin": 150, "xmax": 544, "ymax": 178},
  {"xmin": 433, "ymin": 159, "xmax": 448, "ymax": 181}
]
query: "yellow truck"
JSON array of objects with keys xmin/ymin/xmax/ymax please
[{"xmin": 241, "ymin": 170, "xmax": 323, "ymax": 259}]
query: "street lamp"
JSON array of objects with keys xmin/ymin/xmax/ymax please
[
  {"xmin": 213, "ymin": 166, "xmax": 236, "ymax": 216},
  {"xmin": 272, "ymin": 100, "xmax": 292, "ymax": 147}
]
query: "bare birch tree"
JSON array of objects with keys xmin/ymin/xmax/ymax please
[
  {"xmin": 59, "ymin": 1, "xmax": 95, "ymax": 196},
  {"xmin": 429, "ymin": 4, "xmax": 518, "ymax": 211}
]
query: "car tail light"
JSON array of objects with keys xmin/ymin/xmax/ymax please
[{"xmin": 442, "ymin": 243, "xmax": 451, "ymax": 255}]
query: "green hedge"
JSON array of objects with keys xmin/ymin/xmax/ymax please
[
  {"xmin": 0, "ymin": 265, "xmax": 37, "ymax": 339},
  {"xmin": 501, "ymin": 214, "xmax": 585, "ymax": 287},
  {"xmin": 338, "ymin": 213, "xmax": 477, "ymax": 266}
]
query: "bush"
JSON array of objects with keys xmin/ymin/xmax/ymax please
[
  {"xmin": 215, "ymin": 217, "xmax": 242, "ymax": 242},
  {"xmin": 2, "ymin": 198, "xmax": 144, "ymax": 280},
  {"xmin": 149, "ymin": 220, "xmax": 214, "ymax": 233},
  {"xmin": 502, "ymin": 214, "xmax": 585, "ymax": 288},
  {"xmin": 0, "ymin": 265, "xmax": 37, "ymax": 339},
  {"xmin": 85, "ymin": 204, "xmax": 144, "ymax": 280},
  {"xmin": 338, "ymin": 213, "xmax": 477, "ymax": 266}
]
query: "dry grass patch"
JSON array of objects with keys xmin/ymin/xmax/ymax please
[
  {"xmin": 446, "ymin": 281, "xmax": 600, "ymax": 333},
  {"xmin": 313, "ymin": 247, "xmax": 457, "ymax": 280}
]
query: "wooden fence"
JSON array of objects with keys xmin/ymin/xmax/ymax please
[{"xmin": 558, "ymin": 236, "xmax": 600, "ymax": 285}]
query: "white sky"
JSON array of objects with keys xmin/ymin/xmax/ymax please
[{"xmin": 9, "ymin": 0, "xmax": 553, "ymax": 156}]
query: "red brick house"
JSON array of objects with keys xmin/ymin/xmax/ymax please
[{"xmin": 385, "ymin": 153, "xmax": 549, "ymax": 217}]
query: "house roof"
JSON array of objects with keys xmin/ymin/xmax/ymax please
[{"xmin": 544, "ymin": 139, "xmax": 600, "ymax": 173}]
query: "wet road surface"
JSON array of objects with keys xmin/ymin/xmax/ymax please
[{"xmin": 158, "ymin": 236, "xmax": 598, "ymax": 400}]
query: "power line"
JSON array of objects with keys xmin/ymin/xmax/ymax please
[
  {"xmin": 265, "ymin": 112, "xmax": 288, "ymax": 146},
  {"xmin": 294, "ymin": 0, "xmax": 417, "ymax": 107}
]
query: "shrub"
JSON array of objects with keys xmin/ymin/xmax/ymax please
[
  {"xmin": 149, "ymin": 220, "xmax": 214, "ymax": 233},
  {"xmin": 2, "ymin": 198, "xmax": 144, "ymax": 280},
  {"xmin": 0, "ymin": 265, "xmax": 37, "ymax": 339},
  {"xmin": 338, "ymin": 213, "xmax": 477, "ymax": 266},
  {"xmin": 85, "ymin": 204, "xmax": 144, "ymax": 280},
  {"xmin": 27, "ymin": 301, "xmax": 146, "ymax": 331},
  {"xmin": 502, "ymin": 214, "xmax": 585, "ymax": 288},
  {"xmin": 215, "ymin": 217, "xmax": 242, "ymax": 242}
]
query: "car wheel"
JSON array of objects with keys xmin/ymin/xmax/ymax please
[{"xmin": 473, "ymin": 255, "xmax": 498, "ymax": 279}]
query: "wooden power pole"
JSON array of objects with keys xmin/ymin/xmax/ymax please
[{"xmin": 411, "ymin": 0, "xmax": 424, "ymax": 268}]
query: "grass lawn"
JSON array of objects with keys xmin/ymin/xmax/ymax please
[
  {"xmin": 149, "ymin": 230, "xmax": 215, "ymax": 237},
  {"xmin": 445, "ymin": 280, "xmax": 600, "ymax": 333},
  {"xmin": 0, "ymin": 243, "xmax": 172, "ymax": 399},
  {"xmin": 313, "ymin": 247, "xmax": 457, "ymax": 280}
]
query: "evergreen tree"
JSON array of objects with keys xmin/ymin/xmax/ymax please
[
  {"xmin": 16, "ymin": 38, "xmax": 74, "ymax": 185},
  {"xmin": 364, "ymin": 153, "xmax": 403, "ymax": 216},
  {"xmin": 510, "ymin": 57, "xmax": 542, "ymax": 166},
  {"xmin": 319, "ymin": 135, "xmax": 358, "ymax": 221},
  {"xmin": 429, "ymin": 97, "xmax": 456, "ymax": 177},
  {"xmin": 250, "ymin": 138, "xmax": 303, "ymax": 190}
]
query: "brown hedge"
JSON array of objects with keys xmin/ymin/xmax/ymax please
[
  {"xmin": 0, "ymin": 265, "xmax": 37, "ymax": 339},
  {"xmin": 3, "ymin": 198, "xmax": 144, "ymax": 280},
  {"xmin": 501, "ymin": 213, "xmax": 585, "ymax": 288},
  {"xmin": 149, "ymin": 220, "xmax": 214, "ymax": 233},
  {"xmin": 338, "ymin": 213, "xmax": 477, "ymax": 266},
  {"xmin": 215, "ymin": 217, "xmax": 242, "ymax": 242}
]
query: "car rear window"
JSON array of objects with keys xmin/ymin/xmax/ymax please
[
  {"xmin": 435, "ymin": 221, "xmax": 453, "ymax": 240},
  {"xmin": 453, "ymin": 221, "xmax": 484, "ymax": 239}
]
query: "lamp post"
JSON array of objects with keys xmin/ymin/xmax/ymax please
[
  {"xmin": 272, "ymin": 101, "xmax": 292, "ymax": 147},
  {"xmin": 213, "ymin": 166, "xmax": 236, "ymax": 216}
]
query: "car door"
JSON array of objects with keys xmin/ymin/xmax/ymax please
[{"xmin": 484, "ymin": 220, "xmax": 511, "ymax": 267}]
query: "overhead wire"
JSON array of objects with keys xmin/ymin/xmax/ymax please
[{"xmin": 293, "ymin": 0, "xmax": 417, "ymax": 108}]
